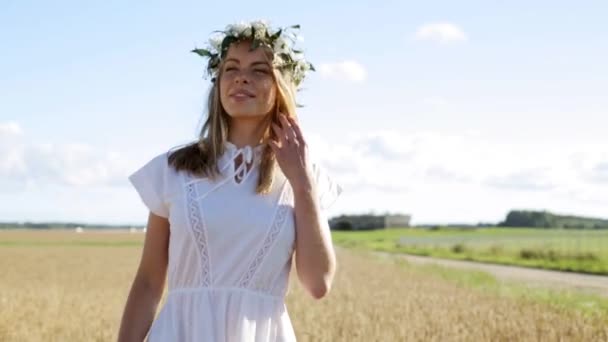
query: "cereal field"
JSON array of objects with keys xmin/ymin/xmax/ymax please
[{"xmin": 1, "ymin": 229, "xmax": 606, "ymax": 341}]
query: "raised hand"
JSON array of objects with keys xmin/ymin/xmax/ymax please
[{"xmin": 269, "ymin": 112, "xmax": 313, "ymax": 192}]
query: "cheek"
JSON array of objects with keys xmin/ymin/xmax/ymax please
[
  {"xmin": 219, "ymin": 80, "xmax": 229, "ymax": 101},
  {"xmin": 257, "ymin": 80, "xmax": 276, "ymax": 105}
]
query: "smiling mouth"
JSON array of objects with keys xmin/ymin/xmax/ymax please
[
  {"xmin": 230, "ymin": 93, "xmax": 256, "ymax": 103},
  {"xmin": 230, "ymin": 89, "xmax": 256, "ymax": 98},
  {"xmin": 231, "ymin": 93, "xmax": 255, "ymax": 99}
]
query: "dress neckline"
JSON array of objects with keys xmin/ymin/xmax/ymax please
[
  {"xmin": 220, "ymin": 140, "xmax": 266, "ymax": 185},
  {"xmin": 224, "ymin": 140, "xmax": 266, "ymax": 154}
]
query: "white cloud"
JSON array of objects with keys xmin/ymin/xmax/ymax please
[
  {"xmin": 0, "ymin": 121, "xmax": 23, "ymax": 136},
  {"xmin": 4, "ymin": 120, "xmax": 607, "ymax": 224},
  {"xmin": 0, "ymin": 122, "xmax": 26, "ymax": 180},
  {"xmin": 0, "ymin": 122, "xmax": 134, "ymax": 189},
  {"xmin": 318, "ymin": 60, "xmax": 367, "ymax": 82},
  {"xmin": 572, "ymin": 151, "xmax": 608, "ymax": 185},
  {"xmin": 421, "ymin": 96, "xmax": 448, "ymax": 109},
  {"xmin": 307, "ymin": 130, "xmax": 608, "ymax": 222},
  {"xmin": 590, "ymin": 162, "xmax": 608, "ymax": 183},
  {"xmin": 414, "ymin": 22, "xmax": 468, "ymax": 44},
  {"xmin": 484, "ymin": 168, "xmax": 557, "ymax": 191}
]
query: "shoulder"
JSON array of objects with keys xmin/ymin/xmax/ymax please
[
  {"xmin": 129, "ymin": 149, "xmax": 181, "ymax": 186},
  {"xmin": 149, "ymin": 150, "xmax": 170, "ymax": 167},
  {"xmin": 128, "ymin": 149, "xmax": 177, "ymax": 218},
  {"xmin": 136, "ymin": 150, "xmax": 172, "ymax": 176},
  {"xmin": 150, "ymin": 148, "xmax": 183, "ymax": 175}
]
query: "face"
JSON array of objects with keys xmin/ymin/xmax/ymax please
[{"xmin": 219, "ymin": 41, "xmax": 277, "ymax": 119}]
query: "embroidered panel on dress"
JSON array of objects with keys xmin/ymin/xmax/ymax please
[
  {"xmin": 186, "ymin": 182, "xmax": 212, "ymax": 287},
  {"xmin": 237, "ymin": 180, "xmax": 294, "ymax": 291}
]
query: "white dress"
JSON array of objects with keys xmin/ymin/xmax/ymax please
[{"xmin": 128, "ymin": 141, "xmax": 343, "ymax": 342}]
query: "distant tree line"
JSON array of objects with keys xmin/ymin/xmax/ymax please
[
  {"xmin": 331, "ymin": 210, "xmax": 608, "ymax": 231},
  {"xmin": 0, "ymin": 222, "xmax": 134, "ymax": 229},
  {"xmin": 3, "ymin": 209, "xmax": 607, "ymax": 230},
  {"xmin": 499, "ymin": 210, "xmax": 608, "ymax": 229}
]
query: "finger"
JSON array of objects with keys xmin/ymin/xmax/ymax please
[
  {"xmin": 279, "ymin": 113, "xmax": 297, "ymax": 144},
  {"xmin": 275, "ymin": 115, "xmax": 290, "ymax": 144},
  {"xmin": 271, "ymin": 122, "xmax": 287, "ymax": 146},
  {"xmin": 268, "ymin": 138, "xmax": 280, "ymax": 152},
  {"xmin": 287, "ymin": 116, "xmax": 305, "ymax": 144}
]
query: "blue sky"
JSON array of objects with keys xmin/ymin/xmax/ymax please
[{"xmin": 1, "ymin": 1, "xmax": 607, "ymax": 225}]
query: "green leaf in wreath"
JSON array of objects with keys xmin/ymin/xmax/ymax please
[
  {"xmin": 209, "ymin": 57, "xmax": 220, "ymax": 69},
  {"xmin": 221, "ymin": 36, "xmax": 237, "ymax": 57},
  {"xmin": 270, "ymin": 29, "xmax": 282, "ymax": 41},
  {"xmin": 250, "ymin": 38, "xmax": 261, "ymax": 51},
  {"xmin": 191, "ymin": 48, "xmax": 213, "ymax": 58}
]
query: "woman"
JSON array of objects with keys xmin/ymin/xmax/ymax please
[{"xmin": 117, "ymin": 20, "xmax": 343, "ymax": 341}]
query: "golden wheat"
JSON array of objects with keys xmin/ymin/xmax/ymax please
[{"xmin": 0, "ymin": 230, "xmax": 606, "ymax": 341}]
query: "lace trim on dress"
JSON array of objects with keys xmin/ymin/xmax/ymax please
[
  {"xmin": 186, "ymin": 182, "xmax": 212, "ymax": 287},
  {"xmin": 237, "ymin": 179, "xmax": 293, "ymax": 291}
]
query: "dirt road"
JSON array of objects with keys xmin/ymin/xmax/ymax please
[{"xmin": 369, "ymin": 250, "xmax": 608, "ymax": 297}]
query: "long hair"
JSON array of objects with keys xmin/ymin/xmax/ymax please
[{"xmin": 168, "ymin": 44, "xmax": 298, "ymax": 195}]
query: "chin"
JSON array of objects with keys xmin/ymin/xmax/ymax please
[
  {"xmin": 225, "ymin": 104, "xmax": 273, "ymax": 118},
  {"xmin": 226, "ymin": 109, "xmax": 268, "ymax": 118}
]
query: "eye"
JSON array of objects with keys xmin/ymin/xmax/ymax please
[
  {"xmin": 225, "ymin": 66, "xmax": 237, "ymax": 72},
  {"xmin": 254, "ymin": 69, "xmax": 269, "ymax": 74}
]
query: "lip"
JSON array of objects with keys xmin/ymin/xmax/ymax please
[{"xmin": 229, "ymin": 89, "xmax": 256, "ymax": 98}]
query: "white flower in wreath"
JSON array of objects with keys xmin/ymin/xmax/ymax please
[
  {"xmin": 292, "ymin": 52, "xmax": 306, "ymax": 64},
  {"xmin": 208, "ymin": 34, "xmax": 224, "ymax": 51},
  {"xmin": 273, "ymin": 38, "xmax": 292, "ymax": 55},
  {"xmin": 251, "ymin": 20, "xmax": 269, "ymax": 39},
  {"xmin": 251, "ymin": 19, "xmax": 269, "ymax": 30},
  {"xmin": 276, "ymin": 52, "xmax": 293, "ymax": 66},
  {"xmin": 298, "ymin": 61, "xmax": 310, "ymax": 72},
  {"xmin": 228, "ymin": 22, "xmax": 250, "ymax": 37}
]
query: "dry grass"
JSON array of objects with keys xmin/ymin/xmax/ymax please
[{"xmin": 1, "ymin": 230, "xmax": 607, "ymax": 341}]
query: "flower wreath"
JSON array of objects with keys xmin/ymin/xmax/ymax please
[{"xmin": 191, "ymin": 20, "xmax": 315, "ymax": 88}]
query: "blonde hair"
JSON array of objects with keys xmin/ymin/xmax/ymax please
[{"xmin": 168, "ymin": 44, "xmax": 298, "ymax": 195}]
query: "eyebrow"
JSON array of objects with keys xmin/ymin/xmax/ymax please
[{"xmin": 224, "ymin": 58, "xmax": 270, "ymax": 67}]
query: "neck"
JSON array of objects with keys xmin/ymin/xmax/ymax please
[{"xmin": 227, "ymin": 115, "xmax": 269, "ymax": 148}]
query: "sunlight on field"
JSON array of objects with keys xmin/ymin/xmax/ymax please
[{"xmin": 1, "ymin": 230, "xmax": 607, "ymax": 341}]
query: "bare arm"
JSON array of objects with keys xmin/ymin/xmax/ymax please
[
  {"xmin": 117, "ymin": 212, "xmax": 170, "ymax": 342},
  {"xmin": 269, "ymin": 113, "xmax": 337, "ymax": 300},
  {"xmin": 292, "ymin": 179, "xmax": 337, "ymax": 300}
]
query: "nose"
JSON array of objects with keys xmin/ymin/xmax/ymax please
[{"xmin": 234, "ymin": 70, "xmax": 250, "ymax": 84}]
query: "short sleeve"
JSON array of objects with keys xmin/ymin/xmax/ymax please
[
  {"xmin": 312, "ymin": 160, "xmax": 344, "ymax": 211},
  {"xmin": 128, "ymin": 152, "xmax": 170, "ymax": 218}
]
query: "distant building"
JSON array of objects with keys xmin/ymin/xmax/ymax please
[
  {"xmin": 385, "ymin": 214, "xmax": 411, "ymax": 228},
  {"xmin": 329, "ymin": 214, "xmax": 411, "ymax": 230}
]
